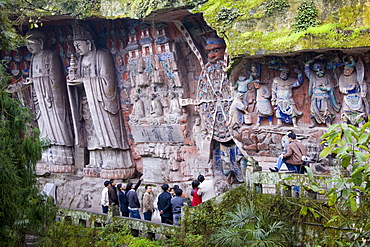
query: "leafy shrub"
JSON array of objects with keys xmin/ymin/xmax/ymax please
[
  {"xmin": 210, "ymin": 203, "xmax": 290, "ymax": 246},
  {"xmin": 264, "ymin": 0, "xmax": 290, "ymax": 17},
  {"xmin": 294, "ymin": 0, "xmax": 319, "ymax": 31}
]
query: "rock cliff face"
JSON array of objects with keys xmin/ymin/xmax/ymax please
[
  {"xmin": 2, "ymin": 1, "xmax": 370, "ymax": 212},
  {"xmin": 100, "ymin": 0, "xmax": 370, "ymax": 56},
  {"xmin": 197, "ymin": 0, "xmax": 370, "ymax": 56}
]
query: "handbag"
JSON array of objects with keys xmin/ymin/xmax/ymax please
[{"xmin": 293, "ymin": 142, "xmax": 310, "ymax": 167}]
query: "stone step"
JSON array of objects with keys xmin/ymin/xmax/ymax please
[
  {"xmin": 254, "ymin": 156, "xmax": 277, "ymax": 163},
  {"xmin": 257, "ymin": 159, "xmax": 291, "ymax": 172}
]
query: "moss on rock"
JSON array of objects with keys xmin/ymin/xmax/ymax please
[
  {"xmin": 99, "ymin": 0, "xmax": 370, "ymax": 58},
  {"xmin": 195, "ymin": 0, "xmax": 370, "ymax": 57}
]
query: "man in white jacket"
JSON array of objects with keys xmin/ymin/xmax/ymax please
[
  {"xmin": 197, "ymin": 175, "xmax": 216, "ymax": 202},
  {"xmin": 101, "ymin": 181, "xmax": 111, "ymax": 213}
]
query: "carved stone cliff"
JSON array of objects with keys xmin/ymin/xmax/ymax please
[{"xmin": 2, "ymin": 1, "xmax": 370, "ymax": 211}]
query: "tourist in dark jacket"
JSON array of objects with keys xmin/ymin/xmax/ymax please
[
  {"xmin": 157, "ymin": 183, "xmax": 173, "ymax": 225},
  {"xmin": 108, "ymin": 179, "xmax": 119, "ymax": 205},
  {"xmin": 171, "ymin": 189, "xmax": 185, "ymax": 225},
  {"xmin": 108, "ymin": 179, "xmax": 119, "ymax": 216},
  {"xmin": 125, "ymin": 175, "xmax": 143, "ymax": 219},
  {"xmin": 117, "ymin": 183, "xmax": 129, "ymax": 217}
]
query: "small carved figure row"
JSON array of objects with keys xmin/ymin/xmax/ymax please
[
  {"xmin": 230, "ymin": 54, "xmax": 368, "ymax": 129},
  {"xmin": 130, "ymin": 91, "xmax": 183, "ymax": 125}
]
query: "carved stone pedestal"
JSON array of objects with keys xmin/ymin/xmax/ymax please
[
  {"xmin": 83, "ymin": 168, "xmax": 101, "ymax": 177},
  {"xmin": 100, "ymin": 168, "xmax": 136, "ymax": 179},
  {"xmin": 36, "ymin": 163, "xmax": 75, "ymax": 174},
  {"xmin": 41, "ymin": 146, "xmax": 74, "ymax": 166},
  {"xmin": 89, "ymin": 149, "xmax": 133, "ymax": 170},
  {"xmin": 50, "ymin": 164, "xmax": 75, "ymax": 173}
]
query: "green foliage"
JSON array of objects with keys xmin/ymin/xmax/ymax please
[
  {"xmin": 0, "ymin": 62, "xmax": 55, "ymax": 246},
  {"xmin": 96, "ymin": 224, "xmax": 162, "ymax": 247},
  {"xmin": 0, "ymin": 1, "xmax": 28, "ymax": 50},
  {"xmin": 210, "ymin": 202, "xmax": 290, "ymax": 247},
  {"xmin": 180, "ymin": 185, "xmax": 308, "ymax": 245},
  {"xmin": 215, "ymin": 6, "xmax": 241, "ymax": 34},
  {"xmin": 39, "ymin": 223, "xmax": 164, "ymax": 247},
  {"xmin": 38, "ymin": 222, "xmax": 99, "ymax": 247},
  {"xmin": 129, "ymin": 0, "xmax": 174, "ymax": 19},
  {"xmin": 195, "ymin": 0, "xmax": 370, "ymax": 56},
  {"xmin": 45, "ymin": 0, "xmax": 101, "ymax": 19},
  {"xmin": 160, "ymin": 233, "xmax": 207, "ymax": 247},
  {"xmin": 0, "ymin": 0, "xmax": 101, "ymax": 50},
  {"xmin": 305, "ymin": 117, "xmax": 370, "ymax": 245},
  {"xmin": 215, "ymin": 6, "xmax": 241, "ymax": 26},
  {"xmin": 264, "ymin": 0, "xmax": 290, "ymax": 17},
  {"xmin": 294, "ymin": 0, "xmax": 319, "ymax": 32},
  {"xmin": 320, "ymin": 120, "xmax": 370, "ymax": 212},
  {"xmin": 183, "ymin": 0, "xmax": 208, "ymax": 8},
  {"xmin": 181, "ymin": 185, "xmax": 248, "ymax": 240},
  {"xmin": 114, "ymin": 0, "xmax": 191, "ymax": 19},
  {"xmin": 16, "ymin": 0, "xmax": 101, "ymax": 18}
]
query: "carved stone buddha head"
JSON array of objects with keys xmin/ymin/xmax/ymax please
[{"xmin": 26, "ymin": 29, "xmax": 46, "ymax": 54}]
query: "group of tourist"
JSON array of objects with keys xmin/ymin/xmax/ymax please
[{"xmin": 101, "ymin": 174, "xmax": 216, "ymax": 225}]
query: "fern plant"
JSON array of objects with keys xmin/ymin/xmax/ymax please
[{"xmin": 211, "ymin": 203, "xmax": 290, "ymax": 247}]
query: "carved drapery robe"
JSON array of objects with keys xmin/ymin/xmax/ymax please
[
  {"xmin": 80, "ymin": 49, "xmax": 128, "ymax": 150},
  {"xmin": 69, "ymin": 48, "xmax": 132, "ymax": 168},
  {"xmin": 339, "ymin": 71, "xmax": 366, "ymax": 124},
  {"xmin": 131, "ymin": 99, "xmax": 145, "ymax": 119},
  {"xmin": 227, "ymin": 97, "xmax": 246, "ymax": 129},
  {"xmin": 30, "ymin": 49, "xmax": 74, "ymax": 166},
  {"xmin": 271, "ymin": 77, "xmax": 302, "ymax": 123},
  {"xmin": 169, "ymin": 97, "xmax": 182, "ymax": 117},
  {"xmin": 198, "ymin": 60, "xmax": 233, "ymax": 142},
  {"xmin": 305, "ymin": 65, "xmax": 339, "ymax": 124},
  {"xmin": 150, "ymin": 97, "xmax": 164, "ymax": 117},
  {"xmin": 256, "ymin": 84, "xmax": 273, "ymax": 117}
]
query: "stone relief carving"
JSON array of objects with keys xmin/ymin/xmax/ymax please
[
  {"xmin": 5, "ymin": 16, "xmax": 370, "ymax": 185},
  {"xmin": 138, "ymin": 24, "xmax": 154, "ymax": 88},
  {"xmin": 339, "ymin": 56, "xmax": 368, "ymax": 126},
  {"xmin": 254, "ymin": 81, "xmax": 273, "ymax": 128},
  {"xmin": 235, "ymin": 69, "xmax": 254, "ymax": 96},
  {"xmin": 24, "ymin": 29, "xmax": 74, "ymax": 169},
  {"xmin": 125, "ymin": 22, "xmax": 187, "ymax": 129},
  {"xmin": 129, "ymin": 94, "xmax": 145, "ymax": 125},
  {"xmin": 197, "ymin": 37, "xmax": 233, "ymax": 142},
  {"xmin": 227, "ymin": 93, "xmax": 248, "ymax": 131},
  {"xmin": 67, "ymin": 22, "xmax": 133, "ymax": 173},
  {"xmin": 305, "ymin": 54, "xmax": 340, "ymax": 127},
  {"xmin": 168, "ymin": 91, "xmax": 182, "ymax": 116},
  {"xmin": 229, "ymin": 53, "xmax": 355, "ymax": 160},
  {"xmin": 149, "ymin": 93, "xmax": 164, "ymax": 118},
  {"xmin": 271, "ymin": 66, "xmax": 303, "ymax": 128},
  {"xmin": 166, "ymin": 91, "xmax": 183, "ymax": 123},
  {"xmin": 192, "ymin": 116, "xmax": 204, "ymax": 150}
]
